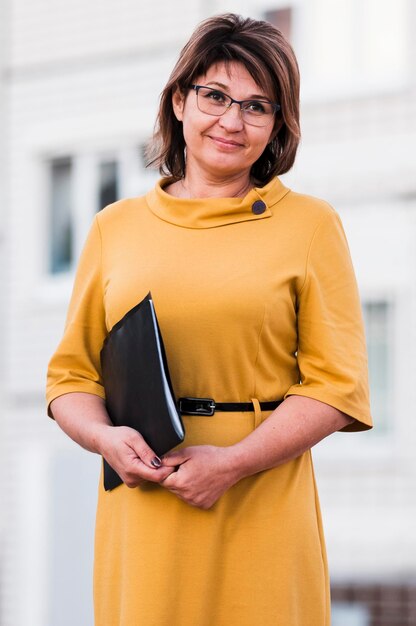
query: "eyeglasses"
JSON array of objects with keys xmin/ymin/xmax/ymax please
[{"xmin": 190, "ymin": 85, "xmax": 280, "ymax": 127}]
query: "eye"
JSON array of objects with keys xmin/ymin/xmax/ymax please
[
  {"xmin": 244, "ymin": 100, "xmax": 267, "ymax": 114},
  {"xmin": 204, "ymin": 89, "xmax": 227, "ymax": 103}
]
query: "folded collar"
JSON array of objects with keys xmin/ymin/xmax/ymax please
[{"xmin": 145, "ymin": 177, "xmax": 291, "ymax": 229}]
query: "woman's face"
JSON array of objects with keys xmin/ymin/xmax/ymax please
[{"xmin": 172, "ymin": 61, "xmax": 276, "ymax": 182}]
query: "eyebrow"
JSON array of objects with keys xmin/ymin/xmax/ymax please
[{"xmin": 204, "ymin": 81, "xmax": 271, "ymax": 101}]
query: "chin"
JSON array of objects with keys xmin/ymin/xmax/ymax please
[
  {"xmin": 208, "ymin": 165, "xmax": 247, "ymax": 180},
  {"xmin": 204, "ymin": 156, "xmax": 249, "ymax": 177}
]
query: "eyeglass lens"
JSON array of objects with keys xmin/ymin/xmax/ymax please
[{"xmin": 194, "ymin": 86, "xmax": 277, "ymax": 126}]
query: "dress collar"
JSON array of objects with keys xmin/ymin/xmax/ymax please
[{"xmin": 145, "ymin": 177, "xmax": 291, "ymax": 229}]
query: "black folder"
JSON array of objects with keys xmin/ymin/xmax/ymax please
[{"xmin": 100, "ymin": 292, "xmax": 185, "ymax": 491}]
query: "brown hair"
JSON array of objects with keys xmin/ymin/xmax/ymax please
[{"xmin": 148, "ymin": 13, "xmax": 300, "ymax": 185}]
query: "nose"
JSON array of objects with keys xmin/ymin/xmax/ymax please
[{"xmin": 218, "ymin": 102, "xmax": 244, "ymax": 131}]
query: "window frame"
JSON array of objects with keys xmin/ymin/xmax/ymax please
[
  {"xmin": 313, "ymin": 287, "xmax": 400, "ymax": 466},
  {"xmin": 361, "ymin": 297, "xmax": 395, "ymax": 437},
  {"xmin": 256, "ymin": 0, "xmax": 411, "ymax": 102},
  {"xmin": 36, "ymin": 142, "xmax": 158, "ymax": 301},
  {"xmin": 298, "ymin": 0, "xmax": 411, "ymax": 102}
]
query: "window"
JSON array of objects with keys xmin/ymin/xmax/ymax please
[
  {"xmin": 332, "ymin": 602, "xmax": 370, "ymax": 626},
  {"xmin": 49, "ymin": 157, "xmax": 73, "ymax": 274},
  {"xmin": 98, "ymin": 160, "xmax": 119, "ymax": 211},
  {"xmin": 135, "ymin": 142, "xmax": 159, "ymax": 196},
  {"xmin": 362, "ymin": 300, "xmax": 394, "ymax": 434},
  {"xmin": 46, "ymin": 145, "xmax": 159, "ymax": 277},
  {"xmin": 301, "ymin": 0, "xmax": 409, "ymax": 97},
  {"xmin": 264, "ymin": 7, "xmax": 293, "ymax": 41}
]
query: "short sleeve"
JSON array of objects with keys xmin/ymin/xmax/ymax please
[
  {"xmin": 46, "ymin": 216, "xmax": 107, "ymax": 414},
  {"xmin": 284, "ymin": 209, "xmax": 372, "ymax": 431}
]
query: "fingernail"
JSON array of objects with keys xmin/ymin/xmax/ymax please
[{"xmin": 151, "ymin": 456, "xmax": 162, "ymax": 468}]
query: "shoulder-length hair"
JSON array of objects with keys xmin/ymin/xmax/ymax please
[{"xmin": 147, "ymin": 13, "xmax": 300, "ymax": 185}]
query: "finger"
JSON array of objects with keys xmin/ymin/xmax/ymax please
[
  {"xmin": 160, "ymin": 468, "xmax": 181, "ymax": 486},
  {"xmin": 162, "ymin": 449, "xmax": 190, "ymax": 466},
  {"xmin": 130, "ymin": 435, "xmax": 162, "ymax": 470},
  {"xmin": 123, "ymin": 461, "xmax": 174, "ymax": 487}
]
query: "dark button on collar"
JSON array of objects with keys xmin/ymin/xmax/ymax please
[{"xmin": 251, "ymin": 200, "xmax": 266, "ymax": 215}]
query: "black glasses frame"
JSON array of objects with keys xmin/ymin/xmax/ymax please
[{"xmin": 189, "ymin": 84, "xmax": 281, "ymax": 122}]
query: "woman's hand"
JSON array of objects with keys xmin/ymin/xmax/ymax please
[
  {"xmin": 49, "ymin": 393, "xmax": 175, "ymax": 489},
  {"xmin": 160, "ymin": 397, "xmax": 355, "ymax": 508},
  {"xmin": 161, "ymin": 445, "xmax": 240, "ymax": 510},
  {"xmin": 98, "ymin": 425, "xmax": 176, "ymax": 488}
]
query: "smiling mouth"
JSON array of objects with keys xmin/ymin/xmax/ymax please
[{"xmin": 209, "ymin": 136, "xmax": 244, "ymax": 148}]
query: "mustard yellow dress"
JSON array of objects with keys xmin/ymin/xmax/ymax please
[{"xmin": 47, "ymin": 177, "xmax": 372, "ymax": 626}]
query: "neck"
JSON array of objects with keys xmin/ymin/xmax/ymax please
[{"xmin": 169, "ymin": 168, "xmax": 254, "ymax": 199}]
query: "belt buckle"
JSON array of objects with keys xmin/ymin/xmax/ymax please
[{"xmin": 178, "ymin": 397, "xmax": 216, "ymax": 416}]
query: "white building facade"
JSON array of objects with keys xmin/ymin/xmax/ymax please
[{"xmin": 1, "ymin": 1, "xmax": 415, "ymax": 624}]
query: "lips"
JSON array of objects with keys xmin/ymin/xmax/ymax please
[{"xmin": 208, "ymin": 135, "xmax": 244, "ymax": 148}]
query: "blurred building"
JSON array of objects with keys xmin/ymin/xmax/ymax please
[{"xmin": 0, "ymin": 1, "xmax": 415, "ymax": 625}]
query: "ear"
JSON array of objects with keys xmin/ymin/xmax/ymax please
[{"xmin": 172, "ymin": 88, "xmax": 186, "ymax": 122}]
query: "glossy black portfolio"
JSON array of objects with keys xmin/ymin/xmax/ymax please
[{"xmin": 100, "ymin": 292, "xmax": 185, "ymax": 491}]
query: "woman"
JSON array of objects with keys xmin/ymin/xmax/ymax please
[{"xmin": 47, "ymin": 13, "xmax": 372, "ymax": 626}]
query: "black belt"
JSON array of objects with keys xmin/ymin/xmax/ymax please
[{"xmin": 178, "ymin": 397, "xmax": 282, "ymax": 417}]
